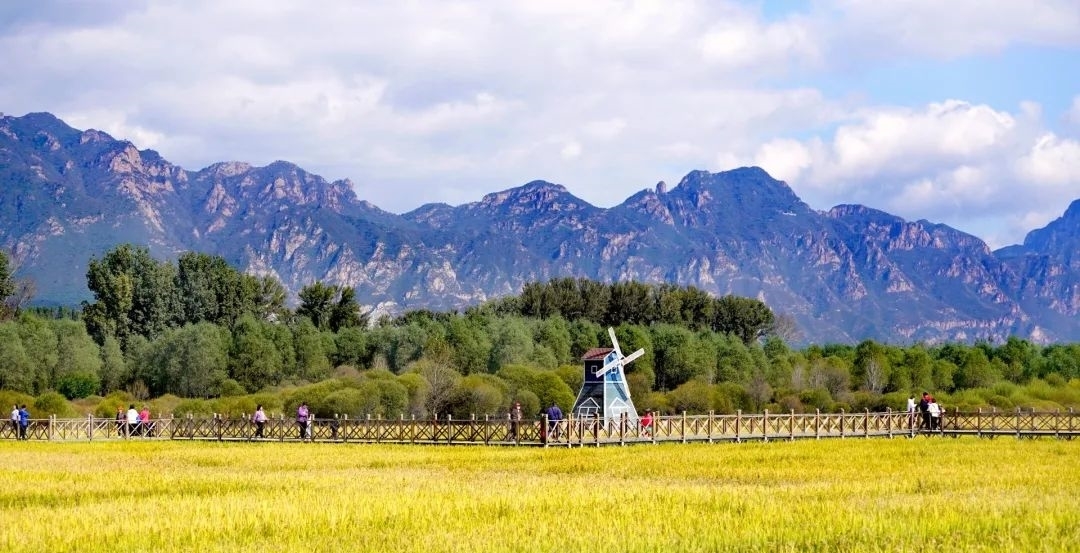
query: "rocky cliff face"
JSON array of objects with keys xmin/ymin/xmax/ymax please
[{"xmin": 1, "ymin": 112, "xmax": 1077, "ymax": 344}]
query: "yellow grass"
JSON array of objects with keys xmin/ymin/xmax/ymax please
[{"xmin": 1, "ymin": 438, "xmax": 1078, "ymax": 552}]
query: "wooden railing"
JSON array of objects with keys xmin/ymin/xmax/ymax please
[{"xmin": 2, "ymin": 408, "xmax": 1077, "ymax": 445}]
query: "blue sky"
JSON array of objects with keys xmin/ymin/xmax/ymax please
[{"xmin": 1, "ymin": 0, "xmax": 1078, "ymax": 248}]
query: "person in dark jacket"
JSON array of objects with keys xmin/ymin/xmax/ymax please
[
  {"xmin": 917, "ymin": 392, "xmax": 931, "ymax": 431},
  {"xmin": 546, "ymin": 402, "xmax": 563, "ymax": 440},
  {"xmin": 17, "ymin": 405, "xmax": 30, "ymax": 440}
]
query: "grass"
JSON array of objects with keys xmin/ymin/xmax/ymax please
[{"xmin": 1, "ymin": 438, "xmax": 1078, "ymax": 552}]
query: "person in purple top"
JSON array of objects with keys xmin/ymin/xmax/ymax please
[{"xmin": 296, "ymin": 402, "xmax": 309, "ymax": 441}]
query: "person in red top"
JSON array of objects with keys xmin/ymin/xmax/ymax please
[
  {"xmin": 138, "ymin": 405, "xmax": 152, "ymax": 437},
  {"xmin": 640, "ymin": 410, "xmax": 653, "ymax": 437}
]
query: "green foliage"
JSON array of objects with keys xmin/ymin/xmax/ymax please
[
  {"xmin": 56, "ymin": 371, "xmax": 100, "ymax": 399},
  {"xmin": 33, "ymin": 390, "xmax": 77, "ymax": 418},
  {"xmin": 0, "ymin": 250, "xmax": 14, "ymax": 320}
]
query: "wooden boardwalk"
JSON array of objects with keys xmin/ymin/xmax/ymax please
[{"xmin": 3, "ymin": 408, "xmax": 1078, "ymax": 445}]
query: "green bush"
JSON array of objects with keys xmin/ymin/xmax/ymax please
[
  {"xmin": 173, "ymin": 399, "xmax": 214, "ymax": 417},
  {"xmin": 33, "ymin": 391, "xmax": 77, "ymax": 418},
  {"xmin": 56, "ymin": 371, "xmax": 101, "ymax": 400}
]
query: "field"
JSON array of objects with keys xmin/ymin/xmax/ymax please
[{"xmin": 1, "ymin": 438, "xmax": 1078, "ymax": 553}]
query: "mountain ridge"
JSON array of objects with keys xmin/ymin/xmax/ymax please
[{"xmin": 1, "ymin": 112, "xmax": 1078, "ymax": 344}]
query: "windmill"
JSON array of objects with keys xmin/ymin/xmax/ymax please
[{"xmin": 571, "ymin": 328, "xmax": 643, "ymax": 423}]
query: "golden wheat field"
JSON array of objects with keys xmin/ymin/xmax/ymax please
[{"xmin": 1, "ymin": 438, "xmax": 1078, "ymax": 553}]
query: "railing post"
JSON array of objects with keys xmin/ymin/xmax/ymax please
[
  {"xmin": 681, "ymin": 411, "xmax": 687, "ymax": 444},
  {"xmin": 708, "ymin": 411, "xmax": 714, "ymax": 444},
  {"xmin": 1016, "ymin": 408, "xmax": 1021, "ymax": 440},
  {"xmin": 864, "ymin": 409, "xmax": 870, "ymax": 438},
  {"xmin": 762, "ymin": 410, "xmax": 769, "ymax": 442},
  {"xmin": 840, "ymin": 409, "xmax": 846, "ymax": 439},
  {"xmin": 447, "ymin": 414, "xmax": 453, "ymax": 445},
  {"xmin": 1070, "ymin": 408, "xmax": 1075, "ymax": 436},
  {"xmin": 88, "ymin": 414, "xmax": 94, "ymax": 441},
  {"xmin": 886, "ymin": 408, "xmax": 892, "ymax": 438},
  {"xmin": 977, "ymin": 408, "xmax": 982, "ymax": 438},
  {"xmin": 790, "ymin": 409, "xmax": 795, "ymax": 441},
  {"xmin": 815, "ymin": 409, "xmax": 821, "ymax": 439},
  {"xmin": 48, "ymin": 415, "xmax": 54, "ymax": 441},
  {"xmin": 735, "ymin": 410, "xmax": 742, "ymax": 443}
]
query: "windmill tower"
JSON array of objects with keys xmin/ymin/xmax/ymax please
[{"xmin": 572, "ymin": 328, "xmax": 643, "ymax": 423}]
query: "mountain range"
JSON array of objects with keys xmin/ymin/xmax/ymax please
[{"xmin": 1, "ymin": 111, "xmax": 1077, "ymax": 344}]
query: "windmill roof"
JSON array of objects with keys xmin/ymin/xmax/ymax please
[{"xmin": 581, "ymin": 348, "xmax": 614, "ymax": 361}]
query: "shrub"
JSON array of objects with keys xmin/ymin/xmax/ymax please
[
  {"xmin": 56, "ymin": 371, "xmax": 101, "ymax": 400},
  {"xmin": 33, "ymin": 391, "xmax": 77, "ymax": 418}
]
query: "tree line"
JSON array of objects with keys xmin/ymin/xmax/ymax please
[{"xmin": 1, "ymin": 246, "xmax": 1080, "ymax": 420}]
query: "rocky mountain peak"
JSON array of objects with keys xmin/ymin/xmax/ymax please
[{"xmin": 5, "ymin": 111, "xmax": 1080, "ymax": 344}]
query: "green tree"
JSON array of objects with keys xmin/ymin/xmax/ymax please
[
  {"xmin": 329, "ymin": 286, "xmax": 367, "ymax": 332},
  {"xmin": 98, "ymin": 335, "xmax": 128, "ymax": 393},
  {"xmin": 84, "ymin": 244, "xmax": 177, "ymax": 347},
  {"xmin": 711, "ymin": 295, "xmax": 774, "ymax": 345},
  {"xmin": 0, "ymin": 250, "xmax": 13, "ymax": 320},
  {"xmin": 0, "ymin": 322, "xmax": 33, "ymax": 392},
  {"xmin": 229, "ymin": 315, "xmax": 285, "ymax": 392},
  {"xmin": 139, "ymin": 323, "xmax": 230, "ymax": 397},
  {"xmin": 297, "ymin": 281, "xmax": 338, "ymax": 331}
]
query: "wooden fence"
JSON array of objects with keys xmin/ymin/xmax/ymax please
[{"xmin": 3, "ymin": 408, "xmax": 1078, "ymax": 445}]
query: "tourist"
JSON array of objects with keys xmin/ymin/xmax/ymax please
[
  {"xmin": 9, "ymin": 404, "xmax": 17, "ymax": 437},
  {"xmin": 252, "ymin": 405, "xmax": 267, "ymax": 439},
  {"xmin": 509, "ymin": 402, "xmax": 522, "ymax": 441},
  {"xmin": 906, "ymin": 395, "xmax": 916, "ymax": 429},
  {"xmin": 17, "ymin": 404, "xmax": 30, "ymax": 440},
  {"xmin": 546, "ymin": 401, "xmax": 563, "ymax": 440},
  {"xmin": 126, "ymin": 404, "xmax": 139, "ymax": 437},
  {"xmin": 115, "ymin": 406, "xmax": 124, "ymax": 437},
  {"xmin": 640, "ymin": 409, "xmax": 653, "ymax": 437},
  {"xmin": 139, "ymin": 405, "xmax": 152, "ymax": 437},
  {"xmin": 928, "ymin": 399, "xmax": 942, "ymax": 431},
  {"xmin": 296, "ymin": 402, "xmax": 309, "ymax": 440},
  {"xmin": 917, "ymin": 392, "xmax": 931, "ymax": 431}
]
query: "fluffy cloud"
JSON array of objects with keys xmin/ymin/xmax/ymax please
[
  {"xmin": 746, "ymin": 100, "xmax": 1080, "ymax": 247},
  {"xmin": 0, "ymin": 0, "xmax": 1077, "ymax": 247}
]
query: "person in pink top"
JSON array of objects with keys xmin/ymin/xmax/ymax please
[
  {"xmin": 138, "ymin": 405, "xmax": 152, "ymax": 437},
  {"xmin": 296, "ymin": 403, "xmax": 309, "ymax": 440}
]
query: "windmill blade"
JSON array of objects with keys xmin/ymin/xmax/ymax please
[
  {"xmin": 595, "ymin": 358, "xmax": 620, "ymax": 377},
  {"xmin": 608, "ymin": 327, "xmax": 623, "ymax": 359},
  {"xmin": 622, "ymin": 348, "xmax": 645, "ymax": 366}
]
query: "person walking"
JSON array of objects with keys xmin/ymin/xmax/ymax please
[
  {"xmin": 640, "ymin": 409, "xmax": 654, "ymax": 437},
  {"xmin": 252, "ymin": 405, "xmax": 267, "ymax": 439},
  {"xmin": 17, "ymin": 405, "xmax": 30, "ymax": 440},
  {"xmin": 917, "ymin": 393, "xmax": 931, "ymax": 431},
  {"xmin": 296, "ymin": 403, "xmax": 309, "ymax": 441},
  {"xmin": 125, "ymin": 404, "xmax": 139, "ymax": 437},
  {"xmin": 509, "ymin": 402, "xmax": 522, "ymax": 441},
  {"xmin": 546, "ymin": 401, "xmax": 563, "ymax": 440},
  {"xmin": 9, "ymin": 405, "xmax": 17, "ymax": 437},
  {"xmin": 928, "ymin": 399, "xmax": 942, "ymax": 431},
  {"xmin": 139, "ymin": 405, "xmax": 153, "ymax": 437},
  {"xmin": 115, "ymin": 406, "xmax": 124, "ymax": 437}
]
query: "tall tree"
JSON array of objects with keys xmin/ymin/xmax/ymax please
[
  {"xmin": 84, "ymin": 244, "xmax": 177, "ymax": 348},
  {"xmin": 297, "ymin": 281, "xmax": 337, "ymax": 331}
]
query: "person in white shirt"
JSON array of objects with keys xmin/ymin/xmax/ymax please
[
  {"xmin": 927, "ymin": 400, "xmax": 942, "ymax": 431},
  {"xmin": 9, "ymin": 405, "xmax": 17, "ymax": 436},
  {"xmin": 126, "ymin": 404, "xmax": 140, "ymax": 437}
]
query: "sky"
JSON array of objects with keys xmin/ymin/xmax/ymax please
[{"xmin": 1, "ymin": 1, "xmax": 1079, "ymax": 248}]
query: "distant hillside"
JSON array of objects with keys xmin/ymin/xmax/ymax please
[{"xmin": 1, "ymin": 112, "xmax": 1078, "ymax": 343}]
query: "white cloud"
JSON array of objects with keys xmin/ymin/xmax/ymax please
[
  {"xmin": 1017, "ymin": 133, "xmax": 1080, "ymax": 185},
  {"xmin": 0, "ymin": 1, "xmax": 1077, "ymax": 247},
  {"xmin": 824, "ymin": 0, "xmax": 1080, "ymax": 60},
  {"xmin": 561, "ymin": 140, "xmax": 583, "ymax": 160},
  {"xmin": 1067, "ymin": 96, "xmax": 1080, "ymax": 128},
  {"xmin": 746, "ymin": 100, "xmax": 1080, "ymax": 247}
]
